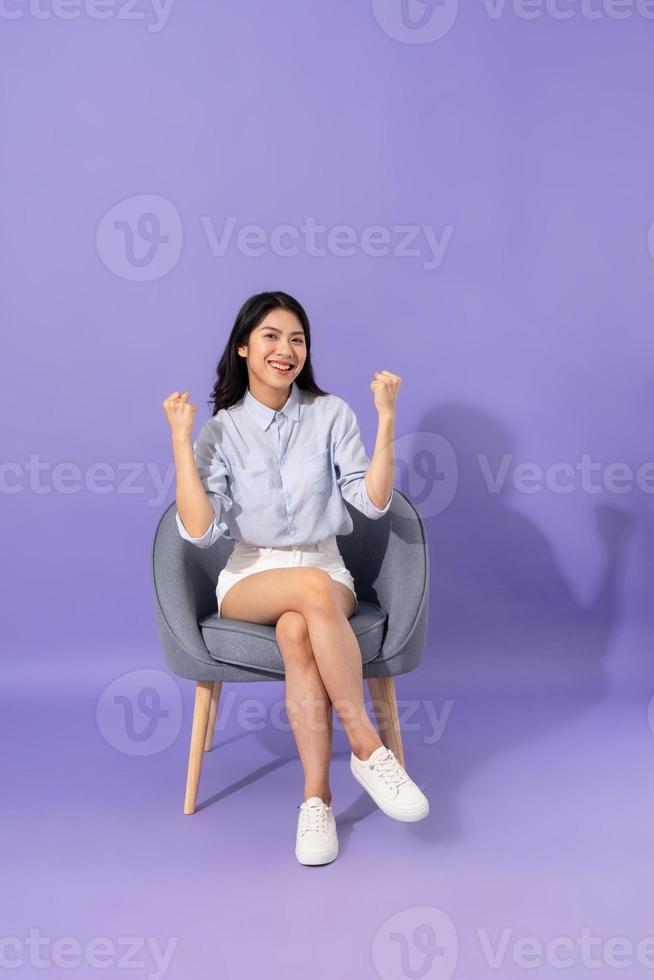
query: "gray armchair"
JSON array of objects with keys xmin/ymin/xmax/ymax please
[{"xmin": 151, "ymin": 489, "xmax": 429, "ymax": 813}]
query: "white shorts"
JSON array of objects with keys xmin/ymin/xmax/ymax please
[{"xmin": 216, "ymin": 535, "xmax": 358, "ymax": 618}]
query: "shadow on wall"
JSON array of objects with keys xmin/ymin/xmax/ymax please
[{"xmin": 418, "ymin": 401, "xmax": 635, "ymax": 699}]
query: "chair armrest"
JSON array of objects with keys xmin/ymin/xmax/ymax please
[
  {"xmin": 362, "ymin": 490, "xmax": 430, "ymax": 670},
  {"xmin": 151, "ymin": 505, "xmax": 229, "ymax": 680}
]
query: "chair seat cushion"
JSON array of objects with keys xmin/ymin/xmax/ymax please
[{"xmin": 199, "ymin": 601, "xmax": 388, "ymax": 676}]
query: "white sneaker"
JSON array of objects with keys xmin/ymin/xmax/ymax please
[
  {"xmin": 295, "ymin": 797, "xmax": 339, "ymax": 865},
  {"xmin": 350, "ymin": 745, "xmax": 430, "ymax": 822}
]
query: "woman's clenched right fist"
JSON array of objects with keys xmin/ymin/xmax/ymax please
[{"xmin": 163, "ymin": 391, "xmax": 197, "ymax": 441}]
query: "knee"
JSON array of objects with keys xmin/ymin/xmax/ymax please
[
  {"xmin": 301, "ymin": 569, "xmax": 339, "ymax": 612},
  {"xmin": 275, "ymin": 611, "xmax": 313, "ymax": 666}
]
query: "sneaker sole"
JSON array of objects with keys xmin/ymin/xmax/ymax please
[
  {"xmin": 295, "ymin": 843, "xmax": 339, "ymax": 866},
  {"xmin": 350, "ymin": 763, "xmax": 430, "ymax": 822}
]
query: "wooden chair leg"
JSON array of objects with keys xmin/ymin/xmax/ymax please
[
  {"xmin": 184, "ymin": 680, "xmax": 213, "ymax": 815},
  {"xmin": 204, "ymin": 680, "xmax": 222, "ymax": 752},
  {"xmin": 367, "ymin": 675, "xmax": 405, "ymax": 768}
]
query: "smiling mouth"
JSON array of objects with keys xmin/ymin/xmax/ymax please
[{"xmin": 268, "ymin": 361, "xmax": 294, "ymax": 373}]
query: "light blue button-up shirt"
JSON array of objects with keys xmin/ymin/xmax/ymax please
[{"xmin": 175, "ymin": 381, "xmax": 392, "ymax": 548}]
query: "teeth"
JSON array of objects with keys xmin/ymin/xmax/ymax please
[{"xmin": 269, "ymin": 361, "xmax": 292, "ymax": 371}]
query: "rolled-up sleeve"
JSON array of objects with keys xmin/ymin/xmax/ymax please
[
  {"xmin": 333, "ymin": 400, "xmax": 393, "ymax": 519},
  {"xmin": 175, "ymin": 423, "xmax": 232, "ymax": 548}
]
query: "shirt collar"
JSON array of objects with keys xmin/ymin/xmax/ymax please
[{"xmin": 243, "ymin": 380, "xmax": 301, "ymax": 431}]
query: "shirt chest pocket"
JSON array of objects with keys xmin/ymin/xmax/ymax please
[
  {"xmin": 230, "ymin": 457, "xmax": 272, "ymax": 511},
  {"xmin": 302, "ymin": 448, "xmax": 332, "ymax": 495}
]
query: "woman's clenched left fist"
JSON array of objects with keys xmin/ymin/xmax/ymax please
[{"xmin": 370, "ymin": 370, "xmax": 401, "ymax": 417}]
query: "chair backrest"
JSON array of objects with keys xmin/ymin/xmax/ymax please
[{"xmin": 152, "ymin": 490, "xmax": 429, "ymax": 674}]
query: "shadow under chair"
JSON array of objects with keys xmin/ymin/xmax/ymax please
[{"xmin": 151, "ymin": 490, "xmax": 430, "ymax": 814}]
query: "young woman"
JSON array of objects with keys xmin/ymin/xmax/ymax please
[{"xmin": 163, "ymin": 290, "xmax": 429, "ymax": 865}]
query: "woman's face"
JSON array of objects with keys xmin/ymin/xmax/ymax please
[{"xmin": 237, "ymin": 308, "xmax": 307, "ymax": 391}]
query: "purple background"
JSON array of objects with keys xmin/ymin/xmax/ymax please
[{"xmin": 3, "ymin": 2, "xmax": 654, "ymax": 978}]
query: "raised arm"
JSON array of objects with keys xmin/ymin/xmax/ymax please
[
  {"xmin": 163, "ymin": 391, "xmax": 230, "ymax": 549},
  {"xmin": 333, "ymin": 398, "xmax": 393, "ymax": 519},
  {"xmin": 366, "ymin": 369, "xmax": 401, "ymax": 510},
  {"xmin": 333, "ymin": 371, "xmax": 401, "ymax": 518}
]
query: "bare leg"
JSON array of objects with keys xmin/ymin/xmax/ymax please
[
  {"xmin": 221, "ymin": 567, "xmax": 383, "ymax": 761},
  {"xmin": 301, "ymin": 580, "xmax": 382, "ymax": 760},
  {"xmin": 276, "ymin": 611, "xmax": 333, "ymax": 804}
]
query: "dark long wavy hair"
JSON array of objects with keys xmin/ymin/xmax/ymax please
[{"xmin": 208, "ymin": 291, "xmax": 330, "ymax": 416}]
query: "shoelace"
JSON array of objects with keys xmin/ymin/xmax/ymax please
[
  {"xmin": 369, "ymin": 750, "xmax": 410, "ymax": 793},
  {"xmin": 298, "ymin": 802, "xmax": 329, "ymax": 836}
]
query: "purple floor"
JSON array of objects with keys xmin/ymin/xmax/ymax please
[{"xmin": 4, "ymin": 619, "xmax": 653, "ymax": 980}]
